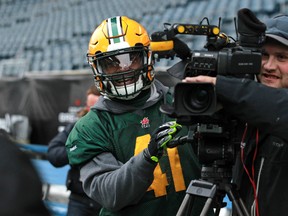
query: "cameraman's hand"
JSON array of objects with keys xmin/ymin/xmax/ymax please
[
  {"xmin": 143, "ymin": 121, "xmax": 182, "ymax": 163},
  {"xmin": 183, "ymin": 75, "xmax": 216, "ymax": 85}
]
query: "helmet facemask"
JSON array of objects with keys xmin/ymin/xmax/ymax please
[{"xmin": 88, "ymin": 46, "xmax": 153, "ymax": 100}]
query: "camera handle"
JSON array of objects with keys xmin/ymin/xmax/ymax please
[{"xmin": 176, "ymin": 179, "xmax": 250, "ymax": 216}]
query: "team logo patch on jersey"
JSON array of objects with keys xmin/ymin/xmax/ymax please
[{"xmin": 140, "ymin": 117, "xmax": 150, "ymax": 128}]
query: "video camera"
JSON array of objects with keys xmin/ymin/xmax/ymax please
[
  {"xmin": 150, "ymin": 8, "xmax": 266, "ymax": 177},
  {"xmin": 151, "ymin": 8, "xmax": 266, "ymax": 123}
]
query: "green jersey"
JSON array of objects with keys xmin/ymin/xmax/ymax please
[{"xmin": 66, "ymin": 81, "xmax": 209, "ymax": 216}]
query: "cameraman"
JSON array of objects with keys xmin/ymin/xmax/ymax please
[{"xmin": 183, "ymin": 15, "xmax": 288, "ymax": 216}]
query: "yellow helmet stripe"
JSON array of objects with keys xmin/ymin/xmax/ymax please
[{"xmin": 107, "ymin": 16, "xmax": 124, "ymax": 44}]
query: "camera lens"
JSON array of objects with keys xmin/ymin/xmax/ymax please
[
  {"xmin": 183, "ymin": 87, "xmax": 212, "ymax": 113},
  {"xmin": 174, "ymin": 83, "xmax": 216, "ymax": 117}
]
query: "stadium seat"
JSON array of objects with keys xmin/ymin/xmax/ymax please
[{"xmin": 0, "ymin": 0, "xmax": 286, "ymax": 75}]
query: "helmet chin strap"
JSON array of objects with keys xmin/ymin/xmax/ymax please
[{"xmin": 111, "ymin": 76, "xmax": 144, "ymax": 100}]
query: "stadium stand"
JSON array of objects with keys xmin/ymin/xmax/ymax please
[{"xmin": 0, "ymin": 0, "xmax": 287, "ymax": 77}]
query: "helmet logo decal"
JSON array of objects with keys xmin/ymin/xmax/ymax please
[
  {"xmin": 107, "ymin": 16, "xmax": 125, "ymax": 45},
  {"xmin": 140, "ymin": 117, "xmax": 150, "ymax": 128}
]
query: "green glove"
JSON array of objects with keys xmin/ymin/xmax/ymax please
[{"xmin": 143, "ymin": 121, "xmax": 182, "ymax": 163}]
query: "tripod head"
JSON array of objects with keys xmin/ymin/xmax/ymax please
[
  {"xmin": 167, "ymin": 117, "xmax": 239, "ymax": 184},
  {"xmin": 168, "ymin": 120, "xmax": 248, "ymax": 216}
]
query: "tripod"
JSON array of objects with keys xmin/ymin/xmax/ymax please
[{"xmin": 176, "ymin": 166, "xmax": 250, "ymax": 216}]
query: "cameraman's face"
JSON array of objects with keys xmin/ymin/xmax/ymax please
[{"xmin": 259, "ymin": 43, "xmax": 288, "ymax": 88}]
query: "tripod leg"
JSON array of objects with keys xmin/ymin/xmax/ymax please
[
  {"xmin": 238, "ymin": 199, "xmax": 249, "ymax": 216},
  {"xmin": 177, "ymin": 180, "xmax": 217, "ymax": 216},
  {"xmin": 231, "ymin": 198, "xmax": 250, "ymax": 216},
  {"xmin": 200, "ymin": 197, "xmax": 213, "ymax": 216},
  {"xmin": 176, "ymin": 193, "xmax": 194, "ymax": 216},
  {"xmin": 226, "ymin": 185, "xmax": 250, "ymax": 216},
  {"xmin": 177, "ymin": 194, "xmax": 214, "ymax": 216}
]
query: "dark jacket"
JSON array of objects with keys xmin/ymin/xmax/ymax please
[
  {"xmin": 216, "ymin": 75, "xmax": 288, "ymax": 216},
  {"xmin": 0, "ymin": 129, "xmax": 51, "ymax": 216},
  {"xmin": 47, "ymin": 123, "xmax": 92, "ymax": 197}
]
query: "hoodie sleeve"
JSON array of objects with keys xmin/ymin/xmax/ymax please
[{"xmin": 80, "ymin": 151, "xmax": 156, "ymax": 211}]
